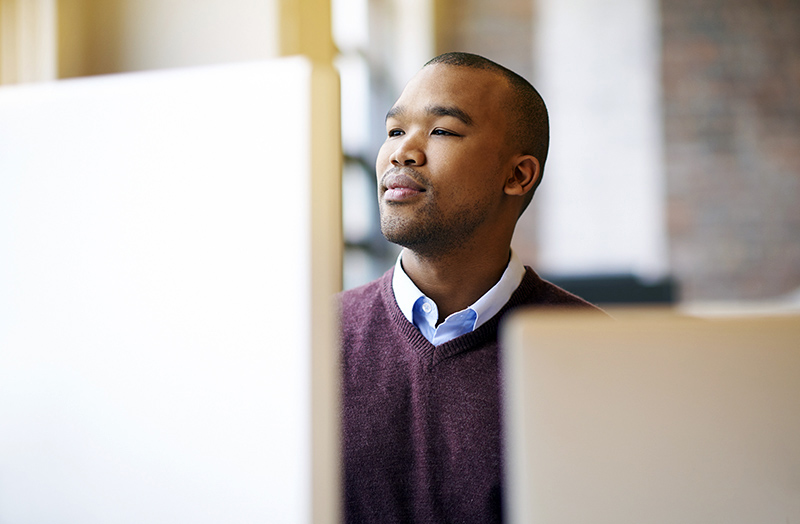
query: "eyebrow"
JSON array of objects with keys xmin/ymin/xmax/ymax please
[
  {"xmin": 426, "ymin": 105, "xmax": 474, "ymax": 126},
  {"xmin": 385, "ymin": 104, "xmax": 474, "ymax": 126}
]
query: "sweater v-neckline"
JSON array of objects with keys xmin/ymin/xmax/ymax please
[{"xmin": 381, "ymin": 267, "xmax": 538, "ymax": 368}]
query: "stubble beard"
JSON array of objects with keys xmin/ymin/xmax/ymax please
[{"xmin": 379, "ymin": 195, "xmax": 494, "ymax": 258}]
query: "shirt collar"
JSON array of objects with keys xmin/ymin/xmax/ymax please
[
  {"xmin": 392, "ymin": 251, "xmax": 422, "ymax": 325},
  {"xmin": 470, "ymin": 250, "xmax": 526, "ymax": 329},
  {"xmin": 392, "ymin": 249, "xmax": 526, "ymax": 331}
]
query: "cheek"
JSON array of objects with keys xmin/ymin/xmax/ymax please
[
  {"xmin": 375, "ymin": 142, "xmax": 393, "ymax": 173},
  {"xmin": 439, "ymin": 155, "xmax": 507, "ymax": 199},
  {"xmin": 437, "ymin": 149, "xmax": 496, "ymax": 182}
]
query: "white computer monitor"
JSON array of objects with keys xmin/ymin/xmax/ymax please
[
  {"xmin": 503, "ymin": 309, "xmax": 800, "ymax": 524},
  {"xmin": 0, "ymin": 58, "xmax": 340, "ymax": 524}
]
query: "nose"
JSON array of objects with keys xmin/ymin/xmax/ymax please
[{"xmin": 390, "ymin": 135, "xmax": 426, "ymax": 166}]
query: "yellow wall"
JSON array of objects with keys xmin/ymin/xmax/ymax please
[
  {"xmin": 1, "ymin": 0, "xmax": 57, "ymax": 83},
  {"xmin": 1, "ymin": 0, "xmax": 334, "ymax": 83}
]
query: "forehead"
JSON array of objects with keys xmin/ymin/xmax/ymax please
[{"xmin": 389, "ymin": 64, "xmax": 510, "ymax": 125}]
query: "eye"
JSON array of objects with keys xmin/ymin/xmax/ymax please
[
  {"xmin": 388, "ymin": 128, "xmax": 404, "ymax": 137},
  {"xmin": 431, "ymin": 128, "xmax": 459, "ymax": 137}
]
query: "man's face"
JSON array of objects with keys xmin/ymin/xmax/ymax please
[{"xmin": 376, "ymin": 64, "xmax": 516, "ymax": 256}]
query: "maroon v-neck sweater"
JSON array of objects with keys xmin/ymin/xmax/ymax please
[{"xmin": 339, "ymin": 267, "xmax": 599, "ymax": 524}]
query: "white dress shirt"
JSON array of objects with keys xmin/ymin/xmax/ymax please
[{"xmin": 392, "ymin": 249, "xmax": 526, "ymax": 345}]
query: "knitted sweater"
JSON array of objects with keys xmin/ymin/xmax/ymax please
[{"xmin": 339, "ymin": 267, "xmax": 599, "ymax": 523}]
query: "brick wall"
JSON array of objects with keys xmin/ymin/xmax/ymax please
[{"xmin": 662, "ymin": 0, "xmax": 800, "ymax": 300}]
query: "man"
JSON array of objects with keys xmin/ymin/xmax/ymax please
[{"xmin": 339, "ymin": 52, "xmax": 600, "ymax": 523}]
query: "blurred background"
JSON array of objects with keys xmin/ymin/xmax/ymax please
[{"xmin": 3, "ymin": 0, "xmax": 798, "ymax": 307}]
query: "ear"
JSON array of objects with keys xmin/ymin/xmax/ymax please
[{"xmin": 504, "ymin": 155, "xmax": 540, "ymax": 197}]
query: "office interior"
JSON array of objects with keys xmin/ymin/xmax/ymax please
[
  {"xmin": 3, "ymin": 0, "xmax": 798, "ymax": 308},
  {"xmin": 1, "ymin": 0, "xmax": 798, "ymax": 522}
]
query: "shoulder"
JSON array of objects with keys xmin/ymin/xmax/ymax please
[
  {"xmin": 337, "ymin": 268, "xmax": 414, "ymax": 363},
  {"xmin": 337, "ymin": 268, "xmax": 395, "ymax": 327},
  {"xmin": 515, "ymin": 267, "xmax": 603, "ymax": 312}
]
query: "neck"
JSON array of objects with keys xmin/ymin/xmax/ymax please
[{"xmin": 401, "ymin": 243, "xmax": 512, "ymax": 323}]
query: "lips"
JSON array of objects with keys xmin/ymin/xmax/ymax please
[{"xmin": 381, "ymin": 170, "xmax": 426, "ymax": 202}]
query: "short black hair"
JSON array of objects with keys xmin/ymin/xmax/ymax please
[{"xmin": 424, "ymin": 52, "xmax": 549, "ymax": 210}]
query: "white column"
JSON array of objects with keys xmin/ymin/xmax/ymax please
[
  {"xmin": 534, "ymin": 0, "xmax": 667, "ymax": 279},
  {"xmin": 391, "ymin": 0, "xmax": 434, "ymax": 92}
]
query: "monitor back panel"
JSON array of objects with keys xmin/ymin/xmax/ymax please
[
  {"xmin": 503, "ymin": 310, "xmax": 800, "ymax": 524},
  {"xmin": 0, "ymin": 58, "xmax": 340, "ymax": 524}
]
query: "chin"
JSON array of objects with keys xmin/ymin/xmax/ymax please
[
  {"xmin": 381, "ymin": 220, "xmax": 454, "ymax": 258},
  {"xmin": 381, "ymin": 217, "xmax": 426, "ymax": 247}
]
